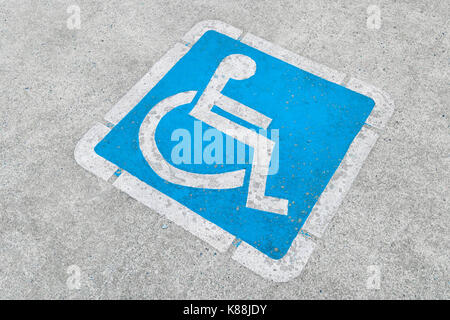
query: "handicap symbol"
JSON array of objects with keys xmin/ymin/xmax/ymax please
[
  {"xmin": 139, "ymin": 54, "xmax": 288, "ymax": 215},
  {"xmin": 76, "ymin": 21, "xmax": 393, "ymax": 281}
]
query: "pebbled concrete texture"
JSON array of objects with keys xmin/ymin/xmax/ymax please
[{"xmin": 0, "ymin": 0, "xmax": 448, "ymax": 299}]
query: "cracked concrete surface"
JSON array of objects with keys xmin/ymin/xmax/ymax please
[{"xmin": 0, "ymin": 0, "xmax": 449, "ymax": 299}]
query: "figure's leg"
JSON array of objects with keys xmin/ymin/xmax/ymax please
[
  {"xmin": 246, "ymin": 136, "xmax": 288, "ymax": 215},
  {"xmin": 192, "ymin": 107, "xmax": 288, "ymax": 215}
]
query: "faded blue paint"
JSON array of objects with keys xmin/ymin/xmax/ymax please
[{"xmin": 94, "ymin": 31, "xmax": 374, "ymax": 259}]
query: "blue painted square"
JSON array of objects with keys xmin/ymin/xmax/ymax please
[{"xmin": 95, "ymin": 31, "xmax": 374, "ymax": 259}]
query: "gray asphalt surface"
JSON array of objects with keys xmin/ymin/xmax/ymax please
[{"xmin": 0, "ymin": 0, "xmax": 449, "ymax": 299}]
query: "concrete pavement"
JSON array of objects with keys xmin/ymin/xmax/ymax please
[{"xmin": 0, "ymin": 0, "xmax": 448, "ymax": 299}]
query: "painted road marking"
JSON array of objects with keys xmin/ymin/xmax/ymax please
[{"xmin": 75, "ymin": 20, "xmax": 394, "ymax": 282}]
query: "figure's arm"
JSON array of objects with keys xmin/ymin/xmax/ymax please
[{"xmin": 216, "ymin": 94, "xmax": 272, "ymax": 129}]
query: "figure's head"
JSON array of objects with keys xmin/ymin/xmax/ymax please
[{"xmin": 217, "ymin": 54, "xmax": 257, "ymax": 81}]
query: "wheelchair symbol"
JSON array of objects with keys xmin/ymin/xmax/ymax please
[
  {"xmin": 139, "ymin": 54, "xmax": 288, "ymax": 215},
  {"xmin": 76, "ymin": 22, "xmax": 391, "ymax": 280}
]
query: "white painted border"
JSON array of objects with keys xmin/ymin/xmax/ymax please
[
  {"xmin": 241, "ymin": 33, "xmax": 346, "ymax": 84},
  {"xmin": 74, "ymin": 123, "xmax": 118, "ymax": 181},
  {"xmin": 182, "ymin": 20, "xmax": 243, "ymax": 46},
  {"xmin": 113, "ymin": 172, "xmax": 234, "ymax": 252},
  {"xmin": 346, "ymin": 77, "xmax": 395, "ymax": 130},
  {"xmin": 74, "ymin": 20, "xmax": 394, "ymax": 282},
  {"xmin": 302, "ymin": 127, "xmax": 379, "ymax": 237},
  {"xmin": 232, "ymin": 232, "xmax": 316, "ymax": 282}
]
